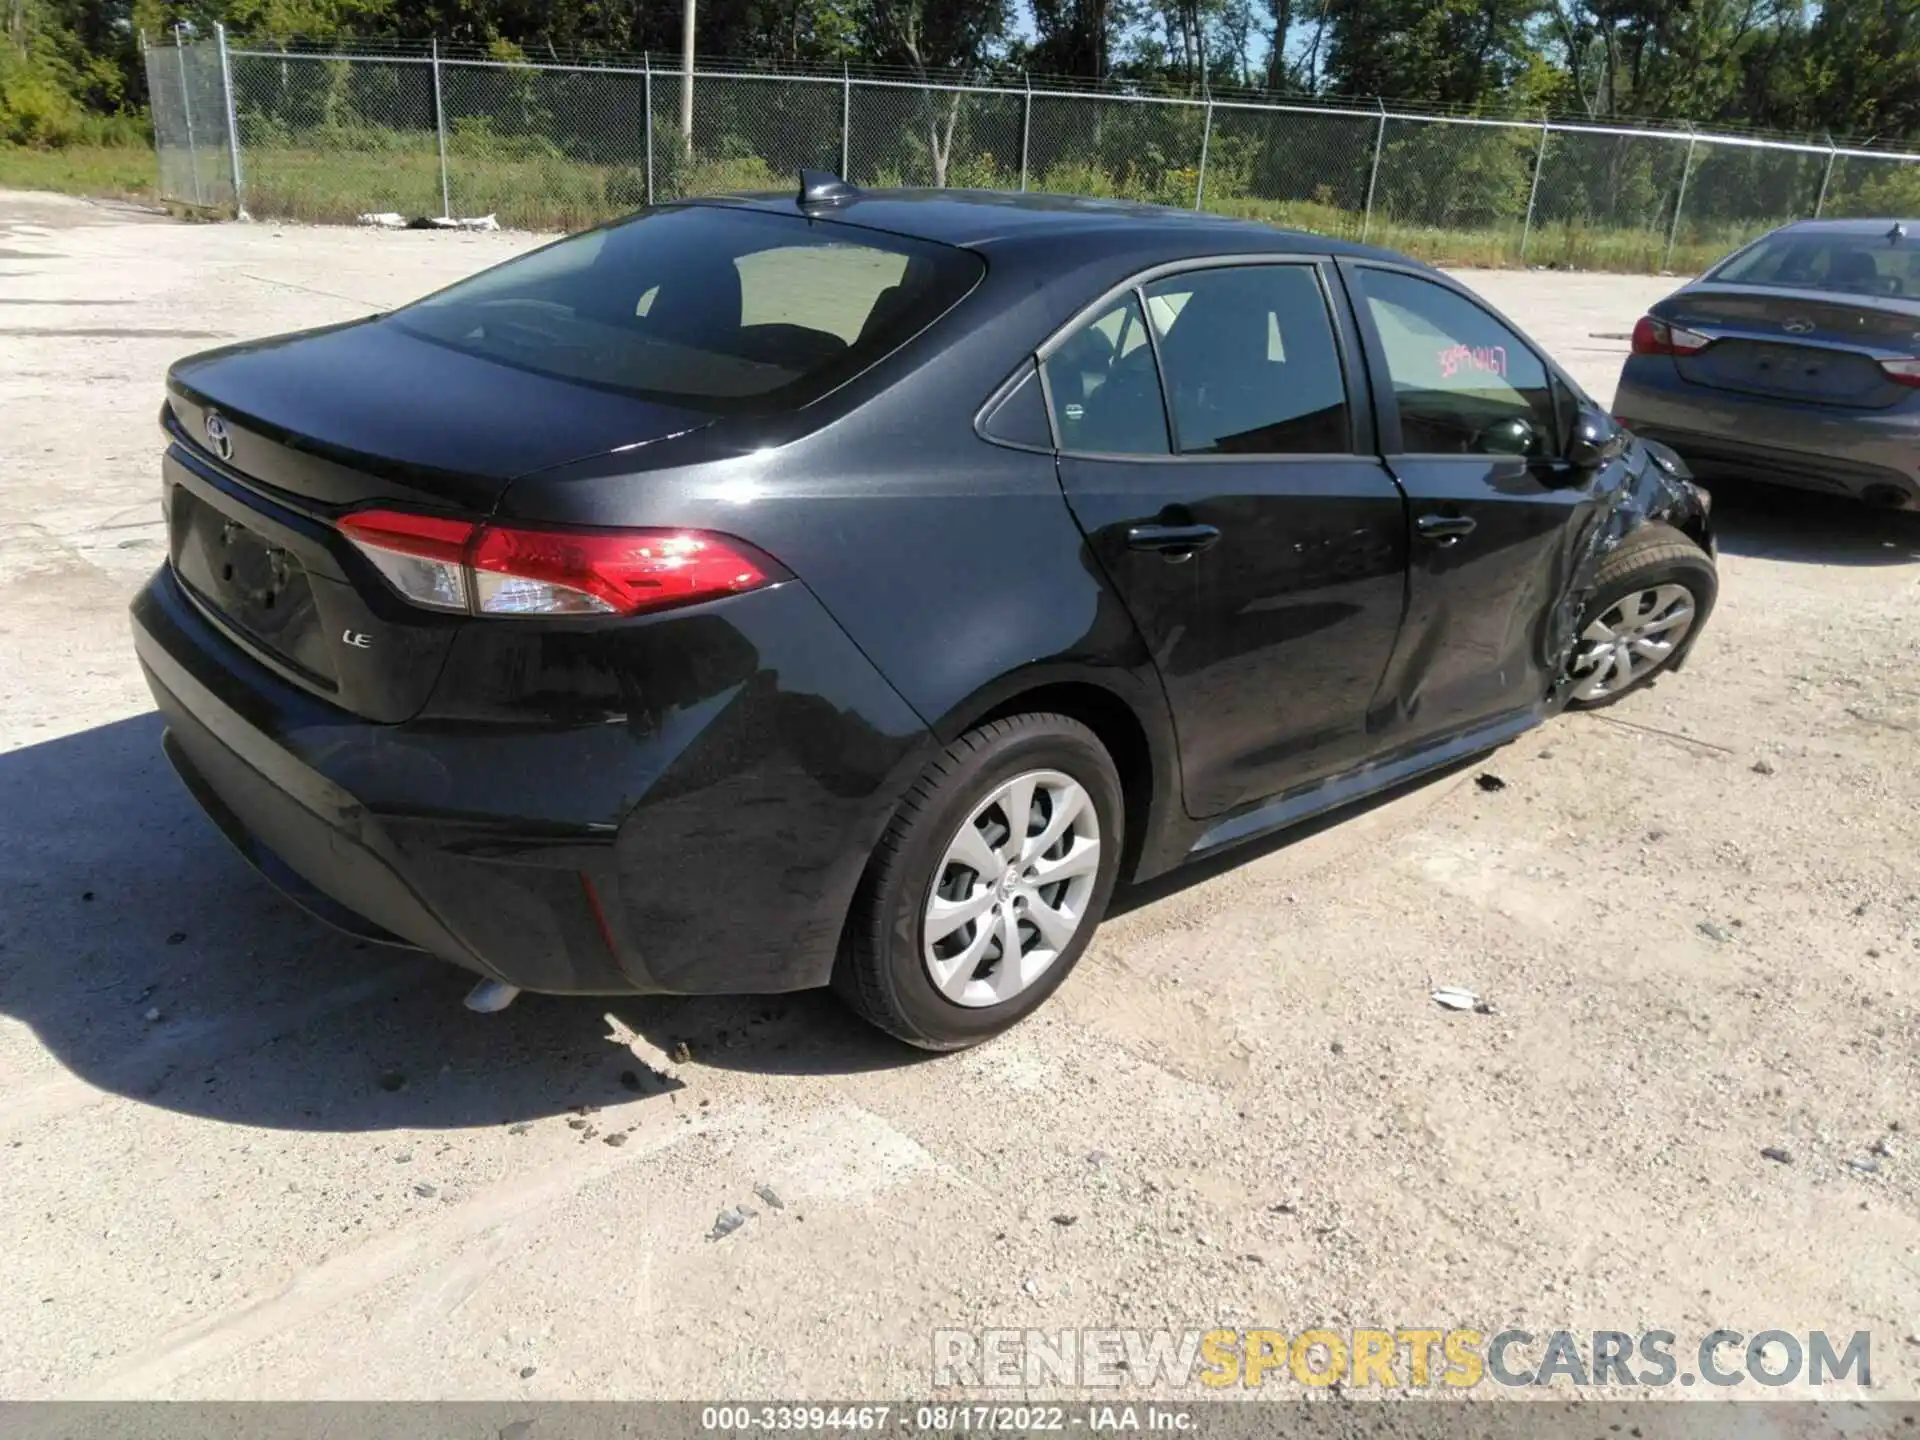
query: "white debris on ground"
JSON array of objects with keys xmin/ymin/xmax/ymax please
[{"xmin": 356, "ymin": 212, "xmax": 501, "ymax": 231}]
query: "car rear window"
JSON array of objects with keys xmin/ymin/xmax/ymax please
[
  {"xmin": 1713, "ymin": 229, "xmax": 1920, "ymax": 297},
  {"xmin": 391, "ymin": 205, "xmax": 983, "ymax": 412}
]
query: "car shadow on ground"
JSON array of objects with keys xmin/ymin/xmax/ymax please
[
  {"xmin": 0, "ymin": 713, "xmax": 921, "ymax": 1137},
  {"xmin": 0, "ymin": 714, "xmax": 1480, "ymax": 1134},
  {"xmin": 1708, "ymin": 480, "xmax": 1920, "ymax": 565}
]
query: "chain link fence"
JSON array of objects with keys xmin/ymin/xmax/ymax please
[
  {"xmin": 147, "ymin": 35, "xmax": 237, "ymax": 212},
  {"xmin": 148, "ymin": 30, "xmax": 1920, "ymax": 272}
]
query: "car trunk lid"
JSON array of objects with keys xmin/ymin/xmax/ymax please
[
  {"xmin": 1661, "ymin": 284, "xmax": 1920, "ymax": 409},
  {"xmin": 162, "ymin": 318, "xmax": 716, "ymax": 722},
  {"xmin": 167, "ymin": 316, "xmax": 716, "ymax": 509}
]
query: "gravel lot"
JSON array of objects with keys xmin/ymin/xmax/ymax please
[{"xmin": 2, "ymin": 190, "xmax": 1917, "ymax": 1403}]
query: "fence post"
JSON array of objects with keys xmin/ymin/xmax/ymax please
[
  {"xmin": 644, "ymin": 53, "xmax": 655, "ymax": 207},
  {"xmin": 841, "ymin": 62, "xmax": 852, "ymax": 179},
  {"xmin": 431, "ymin": 38, "xmax": 451, "ymax": 220},
  {"xmin": 1361, "ymin": 100, "xmax": 1387, "ymax": 241},
  {"xmin": 1519, "ymin": 115, "xmax": 1549, "ymax": 262},
  {"xmin": 1664, "ymin": 126, "xmax": 1697, "ymax": 272},
  {"xmin": 1195, "ymin": 99, "xmax": 1214, "ymax": 210},
  {"xmin": 175, "ymin": 28, "xmax": 204, "ymax": 207},
  {"xmin": 1815, "ymin": 137, "xmax": 1837, "ymax": 218},
  {"xmin": 680, "ymin": 2, "xmax": 695, "ymax": 157},
  {"xmin": 215, "ymin": 24, "xmax": 246, "ymax": 218},
  {"xmin": 1019, "ymin": 72, "xmax": 1032, "ymax": 192}
]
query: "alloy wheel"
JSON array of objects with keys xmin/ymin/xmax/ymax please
[
  {"xmin": 922, "ymin": 769, "xmax": 1102, "ymax": 1008},
  {"xmin": 1568, "ymin": 583, "xmax": 1697, "ymax": 702}
]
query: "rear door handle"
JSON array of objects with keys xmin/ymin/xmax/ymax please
[
  {"xmin": 1416, "ymin": 513, "xmax": 1477, "ymax": 543},
  {"xmin": 1126, "ymin": 522, "xmax": 1221, "ymax": 559}
]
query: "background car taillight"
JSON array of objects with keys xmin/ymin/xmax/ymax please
[
  {"xmin": 1878, "ymin": 357, "xmax": 1920, "ymax": 388},
  {"xmin": 337, "ymin": 509, "xmax": 787, "ymax": 618},
  {"xmin": 1630, "ymin": 315, "xmax": 1713, "ymax": 356}
]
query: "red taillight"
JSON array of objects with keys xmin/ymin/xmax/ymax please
[
  {"xmin": 1630, "ymin": 315, "xmax": 1712, "ymax": 357},
  {"xmin": 468, "ymin": 527, "xmax": 775, "ymax": 616},
  {"xmin": 337, "ymin": 509, "xmax": 474, "ymax": 613},
  {"xmin": 337, "ymin": 508, "xmax": 784, "ymax": 618},
  {"xmin": 1880, "ymin": 357, "xmax": 1920, "ymax": 388}
]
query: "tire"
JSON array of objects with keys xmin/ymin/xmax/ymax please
[
  {"xmin": 834, "ymin": 713, "xmax": 1124, "ymax": 1050},
  {"xmin": 1565, "ymin": 523, "xmax": 1717, "ymax": 708}
]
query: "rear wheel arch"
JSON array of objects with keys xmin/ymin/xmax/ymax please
[
  {"xmin": 937, "ymin": 675, "xmax": 1178, "ymax": 886},
  {"xmin": 833, "ymin": 710, "xmax": 1127, "ymax": 1048}
]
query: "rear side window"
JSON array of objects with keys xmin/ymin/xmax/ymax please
[
  {"xmin": 1714, "ymin": 231, "xmax": 1920, "ymax": 296},
  {"xmin": 1143, "ymin": 265, "xmax": 1349, "ymax": 454},
  {"xmin": 1042, "ymin": 294, "xmax": 1171, "ymax": 455},
  {"xmin": 1353, "ymin": 267, "xmax": 1557, "ymax": 457},
  {"xmin": 980, "ymin": 361, "xmax": 1054, "ymax": 449},
  {"xmin": 391, "ymin": 206, "xmax": 982, "ymax": 413}
]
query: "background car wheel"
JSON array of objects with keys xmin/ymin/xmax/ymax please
[
  {"xmin": 834, "ymin": 713, "xmax": 1124, "ymax": 1050},
  {"xmin": 1566, "ymin": 523, "xmax": 1717, "ymax": 707}
]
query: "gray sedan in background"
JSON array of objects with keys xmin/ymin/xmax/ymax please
[{"xmin": 1613, "ymin": 217, "xmax": 1920, "ymax": 509}]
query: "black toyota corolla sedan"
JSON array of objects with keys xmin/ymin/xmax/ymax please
[
  {"xmin": 1614, "ymin": 217, "xmax": 1920, "ymax": 508},
  {"xmin": 131, "ymin": 176, "xmax": 1715, "ymax": 1048}
]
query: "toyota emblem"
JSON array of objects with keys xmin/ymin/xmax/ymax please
[
  {"xmin": 1782, "ymin": 317, "xmax": 1815, "ymax": 335},
  {"xmin": 204, "ymin": 411, "xmax": 234, "ymax": 462}
]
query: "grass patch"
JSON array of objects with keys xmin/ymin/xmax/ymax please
[
  {"xmin": 1202, "ymin": 193, "xmax": 1735, "ymax": 272},
  {"xmin": 0, "ymin": 138, "xmax": 1750, "ymax": 274},
  {"xmin": 238, "ymin": 143, "xmax": 801, "ymax": 232},
  {"xmin": 0, "ymin": 144, "xmax": 155, "ymax": 201}
]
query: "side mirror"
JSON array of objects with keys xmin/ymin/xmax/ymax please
[
  {"xmin": 1567, "ymin": 410, "xmax": 1628, "ymax": 470},
  {"xmin": 1476, "ymin": 416, "xmax": 1540, "ymax": 457}
]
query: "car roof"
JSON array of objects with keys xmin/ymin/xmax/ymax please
[
  {"xmin": 689, "ymin": 185, "xmax": 1410, "ymax": 261},
  {"xmin": 1769, "ymin": 217, "xmax": 1920, "ymax": 237}
]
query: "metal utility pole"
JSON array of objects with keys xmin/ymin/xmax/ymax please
[
  {"xmin": 1019, "ymin": 73, "xmax": 1032, "ymax": 192},
  {"xmin": 431, "ymin": 37, "xmax": 451, "ymax": 220},
  {"xmin": 680, "ymin": 0, "xmax": 696, "ymax": 157},
  {"xmin": 1361, "ymin": 99, "xmax": 1387, "ymax": 242},
  {"xmin": 216, "ymin": 23, "xmax": 246, "ymax": 218},
  {"xmin": 1519, "ymin": 115, "xmax": 1550, "ymax": 262},
  {"xmin": 176, "ymin": 25, "xmax": 204, "ymax": 208},
  {"xmin": 1665, "ymin": 125, "xmax": 1698, "ymax": 273},
  {"xmin": 1195, "ymin": 101, "xmax": 1213, "ymax": 211}
]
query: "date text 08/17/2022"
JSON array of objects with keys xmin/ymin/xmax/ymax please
[{"xmin": 700, "ymin": 1405, "xmax": 1195, "ymax": 1432}]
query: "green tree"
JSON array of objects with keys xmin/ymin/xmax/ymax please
[
  {"xmin": 863, "ymin": 0, "xmax": 1007, "ymax": 182},
  {"xmin": 1544, "ymin": 0, "xmax": 1802, "ymax": 122},
  {"xmin": 1324, "ymin": 0, "xmax": 1543, "ymax": 109},
  {"xmin": 1801, "ymin": 0, "xmax": 1920, "ymax": 140},
  {"xmin": 1026, "ymin": 0, "xmax": 1112, "ymax": 77}
]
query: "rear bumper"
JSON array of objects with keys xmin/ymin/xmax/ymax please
[
  {"xmin": 147, "ymin": 663, "xmax": 496, "ymax": 970},
  {"xmin": 132, "ymin": 563, "xmax": 931, "ymax": 995},
  {"xmin": 1615, "ymin": 362, "xmax": 1920, "ymax": 506}
]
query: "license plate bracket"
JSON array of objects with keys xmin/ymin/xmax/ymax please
[{"xmin": 170, "ymin": 487, "xmax": 337, "ymax": 687}]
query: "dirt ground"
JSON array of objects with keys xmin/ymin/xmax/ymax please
[{"xmin": 1, "ymin": 190, "xmax": 1916, "ymax": 1405}]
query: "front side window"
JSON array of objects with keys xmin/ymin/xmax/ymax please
[
  {"xmin": 1143, "ymin": 265, "xmax": 1350, "ymax": 455},
  {"xmin": 1354, "ymin": 267, "xmax": 1557, "ymax": 457},
  {"xmin": 1042, "ymin": 293, "xmax": 1170, "ymax": 456},
  {"xmin": 391, "ymin": 205, "xmax": 982, "ymax": 412}
]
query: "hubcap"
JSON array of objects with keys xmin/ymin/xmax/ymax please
[
  {"xmin": 1567, "ymin": 583, "xmax": 1696, "ymax": 702},
  {"xmin": 922, "ymin": 769, "xmax": 1101, "ymax": 1008}
]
